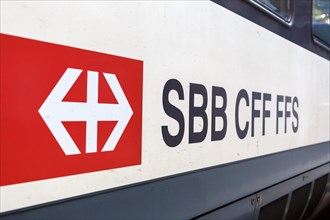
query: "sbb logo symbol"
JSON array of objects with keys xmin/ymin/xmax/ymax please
[
  {"xmin": 0, "ymin": 34, "xmax": 143, "ymax": 186},
  {"xmin": 39, "ymin": 68, "xmax": 133, "ymax": 155}
]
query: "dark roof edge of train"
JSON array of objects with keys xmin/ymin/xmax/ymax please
[{"xmin": 211, "ymin": 0, "xmax": 330, "ymax": 61}]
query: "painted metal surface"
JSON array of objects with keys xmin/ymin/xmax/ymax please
[
  {"xmin": 212, "ymin": 0, "xmax": 330, "ymax": 60},
  {"xmin": 1, "ymin": 0, "xmax": 329, "ymax": 213},
  {"xmin": 0, "ymin": 142, "xmax": 329, "ymax": 219},
  {"xmin": 1, "ymin": 34, "xmax": 143, "ymax": 186}
]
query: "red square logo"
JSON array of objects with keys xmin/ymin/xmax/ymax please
[{"xmin": 0, "ymin": 34, "xmax": 143, "ymax": 186}]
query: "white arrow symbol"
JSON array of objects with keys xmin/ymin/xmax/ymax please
[{"xmin": 39, "ymin": 68, "xmax": 133, "ymax": 155}]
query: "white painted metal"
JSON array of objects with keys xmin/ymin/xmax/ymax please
[{"xmin": 0, "ymin": 0, "xmax": 329, "ymax": 212}]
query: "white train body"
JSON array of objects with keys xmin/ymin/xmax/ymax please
[{"xmin": 1, "ymin": 1, "xmax": 329, "ymax": 219}]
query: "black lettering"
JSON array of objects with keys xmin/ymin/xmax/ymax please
[
  {"xmin": 251, "ymin": 92, "xmax": 261, "ymax": 137},
  {"xmin": 161, "ymin": 79, "xmax": 185, "ymax": 147},
  {"xmin": 235, "ymin": 89, "xmax": 249, "ymax": 139},
  {"xmin": 189, "ymin": 83, "xmax": 208, "ymax": 143},
  {"xmin": 262, "ymin": 93, "xmax": 271, "ymax": 136},
  {"xmin": 292, "ymin": 96, "xmax": 299, "ymax": 133},
  {"xmin": 211, "ymin": 86, "xmax": 227, "ymax": 141},
  {"xmin": 285, "ymin": 96, "xmax": 292, "ymax": 133},
  {"xmin": 276, "ymin": 95, "xmax": 284, "ymax": 134}
]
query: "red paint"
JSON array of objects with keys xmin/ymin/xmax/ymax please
[{"xmin": 0, "ymin": 34, "xmax": 143, "ymax": 186}]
